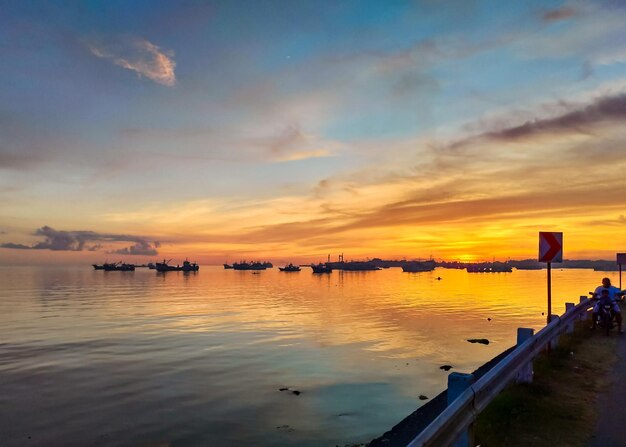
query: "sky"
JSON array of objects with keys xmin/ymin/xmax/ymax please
[{"xmin": 1, "ymin": 0, "xmax": 626, "ymax": 265}]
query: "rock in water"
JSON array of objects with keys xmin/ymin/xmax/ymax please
[{"xmin": 467, "ymin": 338, "xmax": 490, "ymax": 345}]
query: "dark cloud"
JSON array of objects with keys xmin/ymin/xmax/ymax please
[
  {"xmin": 542, "ymin": 7, "xmax": 577, "ymax": 22},
  {"xmin": 485, "ymin": 93, "xmax": 626, "ymax": 140},
  {"xmin": 450, "ymin": 93, "xmax": 626, "ymax": 150},
  {"xmin": 111, "ymin": 241, "xmax": 160, "ymax": 256},
  {"xmin": 0, "ymin": 226, "xmax": 160, "ymax": 255},
  {"xmin": 0, "ymin": 242, "xmax": 31, "ymax": 249},
  {"xmin": 31, "ymin": 226, "xmax": 88, "ymax": 250}
]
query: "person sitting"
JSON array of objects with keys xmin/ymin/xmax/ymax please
[
  {"xmin": 592, "ymin": 283, "xmax": 623, "ymax": 333},
  {"xmin": 593, "ymin": 277, "xmax": 624, "ymax": 302}
]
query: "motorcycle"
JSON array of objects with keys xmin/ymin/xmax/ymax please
[
  {"xmin": 598, "ymin": 302, "xmax": 615, "ymax": 336},
  {"xmin": 590, "ymin": 292, "xmax": 616, "ymax": 336}
]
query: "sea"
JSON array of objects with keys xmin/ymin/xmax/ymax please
[{"xmin": 0, "ymin": 265, "xmax": 616, "ymax": 447}]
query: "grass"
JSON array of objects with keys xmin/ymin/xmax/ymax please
[{"xmin": 474, "ymin": 320, "xmax": 618, "ymax": 447}]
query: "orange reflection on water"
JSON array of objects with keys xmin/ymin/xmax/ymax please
[
  {"xmin": 0, "ymin": 265, "xmax": 617, "ymax": 446},
  {"xmin": 97, "ymin": 266, "xmax": 608, "ymax": 370}
]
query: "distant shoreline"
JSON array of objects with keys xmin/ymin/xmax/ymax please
[{"xmin": 0, "ymin": 259, "xmax": 622, "ymax": 271}]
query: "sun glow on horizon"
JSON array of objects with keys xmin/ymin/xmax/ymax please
[{"xmin": 1, "ymin": 2, "xmax": 626, "ymax": 264}]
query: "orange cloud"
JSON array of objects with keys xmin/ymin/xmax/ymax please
[{"xmin": 89, "ymin": 38, "xmax": 176, "ymax": 86}]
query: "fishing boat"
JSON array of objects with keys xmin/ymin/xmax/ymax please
[
  {"xmin": 232, "ymin": 261, "xmax": 267, "ymax": 270},
  {"xmin": 223, "ymin": 263, "xmax": 234, "ymax": 269},
  {"xmin": 92, "ymin": 264, "xmax": 105, "ymax": 270},
  {"xmin": 279, "ymin": 263, "xmax": 301, "ymax": 272},
  {"xmin": 103, "ymin": 262, "xmax": 135, "ymax": 271},
  {"xmin": 323, "ymin": 254, "xmax": 381, "ymax": 271},
  {"xmin": 401, "ymin": 260, "xmax": 436, "ymax": 272},
  {"xmin": 311, "ymin": 263, "xmax": 332, "ymax": 274},
  {"xmin": 326, "ymin": 261, "xmax": 381, "ymax": 271},
  {"xmin": 156, "ymin": 259, "xmax": 199, "ymax": 272}
]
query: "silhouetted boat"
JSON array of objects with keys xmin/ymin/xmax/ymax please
[
  {"xmin": 156, "ymin": 259, "xmax": 199, "ymax": 272},
  {"xmin": 233, "ymin": 261, "xmax": 267, "ymax": 270},
  {"xmin": 401, "ymin": 260, "xmax": 436, "ymax": 272},
  {"xmin": 93, "ymin": 262, "xmax": 120, "ymax": 270},
  {"xmin": 147, "ymin": 262, "xmax": 156, "ymax": 269},
  {"xmin": 326, "ymin": 261, "xmax": 380, "ymax": 271},
  {"xmin": 223, "ymin": 263, "xmax": 234, "ymax": 269},
  {"xmin": 279, "ymin": 263, "xmax": 301, "ymax": 272},
  {"xmin": 103, "ymin": 262, "xmax": 135, "ymax": 271},
  {"xmin": 594, "ymin": 265, "xmax": 619, "ymax": 271},
  {"xmin": 311, "ymin": 263, "xmax": 332, "ymax": 274}
]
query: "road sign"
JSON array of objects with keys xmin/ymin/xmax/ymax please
[{"xmin": 539, "ymin": 232, "xmax": 563, "ymax": 263}]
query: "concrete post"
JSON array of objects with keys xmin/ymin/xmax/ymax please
[
  {"xmin": 565, "ymin": 303, "xmax": 575, "ymax": 333},
  {"xmin": 580, "ymin": 296, "xmax": 590, "ymax": 322},
  {"xmin": 550, "ymin": 314, "xmax": 560, "ymax": 349},
  {"xmin": 448, "ymin": 373, "xmax": 475, "ymax": 447},
  {"xmin": 516, "ymin": 328, "xmax": 534, "ymax": 383}
]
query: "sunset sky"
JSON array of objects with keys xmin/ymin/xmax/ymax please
[{"xmin": 2, "ymin": 0, "xmax": 626, "ymax": 264}]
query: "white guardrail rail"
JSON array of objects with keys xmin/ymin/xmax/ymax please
[{"xmin": 406, "ymin": 296, "xmax": 594, "ymax": 447}]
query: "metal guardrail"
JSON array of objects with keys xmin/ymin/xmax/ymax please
[{"xmin": 406, "ymin": 297, "xmax": 593, "ymax": 447}]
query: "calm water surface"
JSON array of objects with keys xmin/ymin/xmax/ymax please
[{"xmin": 0, "ymin": 266, "xmax": 614, "ymax": 446}]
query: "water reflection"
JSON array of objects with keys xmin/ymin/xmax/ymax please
[{"xmin": 0, "ymin": 266, "xmax": 614, "ymax": 446}]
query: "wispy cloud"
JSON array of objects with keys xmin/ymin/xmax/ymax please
[
  {"xmin": 588, "ymin": 215, "xmax": 626, "ymax": 226},
  {"xmin": 207, "ymin": 89, "xmax": 626, "ymax": 253},
  {"xmin": 450, "ymin": 92, "xmax": 626, "ymax": 148},
  {"xmin": 89, "ymin": 38, "xmax": 176, "ymax": 86},
  {"xmin": 0, "ymin": 226, "xmax": 161, "ymax": 255},
  {"xmin": 541, "ymin": 7, "xmax": 577, "ymax": 22},
  {"xmin": 514, "ymin": 3, "xmax": 626, "ymax": 66},
  {"xmin": 250, "ymin": 124, "xmax": 335, "ymax": 162},
  {"xmin": 274, "ymin": 149, "xmax": 331, "ymax": 162}
]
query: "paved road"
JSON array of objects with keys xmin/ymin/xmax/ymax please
[{"xmin": 588, "ymin": 332, "xmax": 626, "ymax": 447}]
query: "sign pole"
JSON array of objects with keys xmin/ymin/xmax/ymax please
[
  {"xmin": 547, "ymin": 262, "xmax": 552, "ymax": 324},
  {"xmin": 546, "ymin": 261, "xmax": 552, "ymax": 354},
  {"xmin": 620, "ymin": 263, "xmax": 622, "ymax": 290},
  {"xmin": 539, "ymin": 231, "xmax": 562, "ymax": 328}
]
